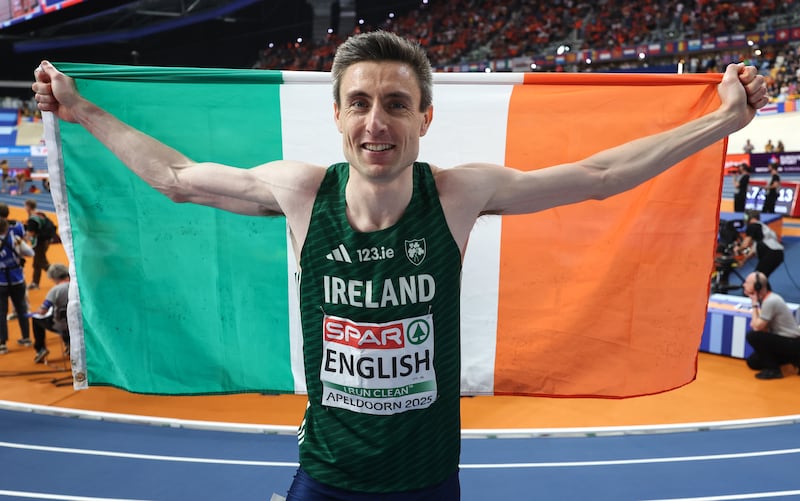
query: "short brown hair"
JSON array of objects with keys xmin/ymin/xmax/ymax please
[{"xmin": 331, "ymin": 31, "xmax": 433, "ymax": 112}]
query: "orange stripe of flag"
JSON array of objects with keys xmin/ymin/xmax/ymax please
[{"xmin": 495, "ymin": 73, "xmax": 725, "ymax": 397}]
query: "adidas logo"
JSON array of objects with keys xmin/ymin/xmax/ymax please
[{"xmin": 325, "ymin": 243, "xmax": 352, "ymax": 263}]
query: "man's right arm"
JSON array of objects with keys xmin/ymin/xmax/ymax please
[{"xmin": 32, "ymin": 60, "xmax": 324, "ymax": 220}]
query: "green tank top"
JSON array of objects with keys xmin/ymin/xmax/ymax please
[{"xmin": 298, "ymin": 162, "xmax": 462, "ymax": 493}]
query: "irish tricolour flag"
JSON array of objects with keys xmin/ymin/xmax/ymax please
[{"xmin": 45, "ymin": 64, "xmax": 726, "ymax": 397}]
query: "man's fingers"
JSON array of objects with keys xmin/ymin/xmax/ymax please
[
  {"xmin": 750, "ymin": 95, "xmax": 769, "ymax": 110},
  {"xmin": 35, "ymin": 92, "xmax": 52, "ymax": 104},
  {"xmin": 37, "ymin": 101, "xmax": 57, "ymax": 113},
  {"xmin": 723, "ymin": 62, "xmax": 741, "ymax": 82},
  {"xmin": 31, "ymin": 81, "xmax": 52, "ymax": 98},
  {"xmin": 738, "ymin": 65, "xmax": 759, "ymax": 86},
  {"xmin": 744, "ymin": 74, "xmax": 768, "ymax": 109},
  {"xmin": 34, "ymin": 68, "xmax": 48, "ymax": 84},
  {"xmin": 34, "ymin": 60, "xmax": 59, "ymax": 84}
]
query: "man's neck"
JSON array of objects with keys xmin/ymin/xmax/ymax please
[{"xmin": 345, "ymin": 167, "xmax": 413, "ymax": 232}]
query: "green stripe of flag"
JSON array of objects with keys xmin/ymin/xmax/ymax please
[{"xmin": 57, "ymin": 63, "xmax": 295, "ymax": 394}]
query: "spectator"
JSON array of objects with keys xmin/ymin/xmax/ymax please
[
  {"xmin": 764, "ymin": 139, "xmax": 775, "ymax": 152},
  {"xmin": 742, "ymin": 139, "xmax": 754, "ymax": 154}
]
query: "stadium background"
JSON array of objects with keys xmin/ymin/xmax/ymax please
[{"xmin": 0, "ymin": 3, "xmax": 800, "ymax": 499}]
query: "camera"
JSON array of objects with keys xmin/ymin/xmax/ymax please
[{"xmin": 710, "ymin": 220, "xmax": 745, "ymax": 294}]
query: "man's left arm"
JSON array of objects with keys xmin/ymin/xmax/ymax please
[
  {"xmin": 474, "ymin": 63, "xmax": 768, "ymax": 216},
  {"xmin": 749, "ymin": 303, "xmax": 770, "ymax": 331}
]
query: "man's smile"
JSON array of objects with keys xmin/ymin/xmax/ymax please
[{"xmin": 363, "ymin": 143, "xmax": 394, "ymax": 152}]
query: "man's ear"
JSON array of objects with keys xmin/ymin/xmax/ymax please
[
  {"xmin": 333, "ymin": 101, "xmax": 343, "ymax": 133},
  {"xmin": 420, "ymin": 106, "xmax": 433, "ymax": 137}
]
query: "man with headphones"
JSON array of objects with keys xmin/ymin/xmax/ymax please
[{"xmin": 742, "ymin": 271, "xmax": 800, "ymax": 379}]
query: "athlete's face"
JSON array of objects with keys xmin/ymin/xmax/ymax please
[{"xmin": 334, "ymin": 61, "xmax": 432, "ymax": 183}]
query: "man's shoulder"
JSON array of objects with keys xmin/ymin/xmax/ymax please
[
  {"xmin": 764, "ymin": 292, "xmax": 787, "ymax": 308},
  {"xmin": 255, "ymin": 160, "xmax": 328, "ymax": 193},
  {"xmin": 46, "ymin": 281, "xmax": 69, "ymax": 299},
  {"xmin": 430, "ymin": 162, "xmax": 503, "ymax": 193}
]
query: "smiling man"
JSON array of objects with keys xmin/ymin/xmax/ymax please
[{"xmin": 33, "ymin": 30, "xmax": 768, "ymax": 500}]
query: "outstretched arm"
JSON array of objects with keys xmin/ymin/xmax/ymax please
[
  {"xmin": 32, "ymin": 61, "xmax": 324, "ymax": 218},
  {"xmin": 447, "ymin": 63, "xmax": 768, "ymax": 217}
]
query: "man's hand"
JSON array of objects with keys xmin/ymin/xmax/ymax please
[
  {"xmin": 32, "ymin": 60, "xmax": 81, "ymax": 123},
  {"xmin": 718, "ymin": 63, "xmax": 768, "ymax": 131}
]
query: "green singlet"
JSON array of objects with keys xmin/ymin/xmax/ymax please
[{"xmin": 298, "ymin": 162, "xmax": 463, "ymax": 493}]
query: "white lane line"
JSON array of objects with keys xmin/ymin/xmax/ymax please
[
  {"xmin": 642, "ymin": 490, "xmax": 800, "ymax": 500},
  {"xmin": 3, "ymin": 441, "xmax": 799, "ymax": 470},
  {"xmin": 0, "ymin": 441, "xmax": 298, "ymax": 467},
  {"xmin": 458, "ymin": 447, "xmax": 800, "ymax": 468},
  {"xmin": 0, "ymin": 490, "xmax": 154, "ymax": 501}
]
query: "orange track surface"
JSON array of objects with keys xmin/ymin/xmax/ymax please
[{"xmin": 2, "ymin": 206, "xmax": 799, "ymax": 430}]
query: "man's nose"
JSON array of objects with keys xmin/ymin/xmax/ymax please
[{"xmin": 365, "ymin": 106, "xmax": 388, "ymax": 134}]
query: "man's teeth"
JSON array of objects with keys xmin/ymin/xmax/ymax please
[{"xmin": 364, "ymin": 144, "xmax": 393, "ymax": 151}]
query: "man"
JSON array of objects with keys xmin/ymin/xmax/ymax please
[
  {"xmin": 732, "ymin": 162, "xmax": 750, "ymax": 213},
  {"xmin": 0, "ymin": 218, "xmax": 34, "ymax": 355},
  {"xmin": 23, "ymin": 198, "xmax": 56, "ymax": 290},
  {"xmin": 0, "ymin": 202, "xmax": 27, "ymax": 244},
  {"xmin": 761, "ymin": 162, "xmax": 781, "ymax": 214},
  {"xmin": 0, "ymin": 159, "xmax": 8, "ymax": 193},
  {"xmin": 33, "ymin": 31, "xmax": 767, "ymax": 499},
  {"xmin": 0, "ymin": 202, "xmax": 31, "ymax": 323},
  {"xmin": 742, "ymin": 272, "xmax": 800, "ymax": 380},
  {"xmin": 16, "ymin": 158, "xmax": 33, "ymax": 195},
  {"xmin": 737, "ymin": 209, "xmax": 784, "ymax": 277},
  {"xmin": 30, "ymin": 263, "xmax": 70, "ymax": 364}
]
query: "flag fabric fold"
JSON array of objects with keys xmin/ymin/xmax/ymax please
[{"xmin": 46, "ymin": 64, "xmax": 725, "ymax": 397}]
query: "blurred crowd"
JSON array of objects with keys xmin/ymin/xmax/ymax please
[
  {"xmin": 254, "ymin": 0, "xmax": 800, "ymax": 101},
  {"xmin": 2, "ymin": 1, "xmax": 800, "ymax": 108}
]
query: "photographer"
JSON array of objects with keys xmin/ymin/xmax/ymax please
[
  {"xmin": 743, "ymin": 272, "xmax": 800, "ymax": 380},
  {"xmin": 30, "ymin": 264, "xmax": 70, "ymax": 364},
  {"xmin": 736, "ymin": 210, "xmax": 784, "ymax": 277}
]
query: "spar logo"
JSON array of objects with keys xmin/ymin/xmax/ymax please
[
  {"xmin": 323, "ymin": 316, "xmax": 433, "ymax": 349},
  {"xmin": 324, "ymin": 317, "xmax": 405, "ymax": 349},
  {"xmin": 406, "ymin": 318, "xmax": 430, "ymax": 345}
]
